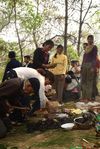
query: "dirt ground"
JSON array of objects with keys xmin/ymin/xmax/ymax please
[
  {"xmin": 0, "ymin": 97, "xmax": 100, "ymax": 149},
  {"xmin": 0, "ymin": 126, "xmax": 98, "ymax": 149}
]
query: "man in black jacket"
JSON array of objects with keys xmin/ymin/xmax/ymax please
[{"xmin": 2, "ymin": 51, "xmax": 22, "ymax": 82}]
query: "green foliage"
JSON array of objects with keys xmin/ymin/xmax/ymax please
[
  {"xmin": 20, "ymin": 2, "xmax": 43, "ymax": 33},
  {"xmin": 0, "ymin": 0, "xmax": 14, "ymax": 31},
  {"xmin": 0, "ymin": 144, "xmax": 18, "ymax": 149},
  {"xmin": 0, "ymin": 38, "xmax": 7, "ymax": 52},
  {"xmin": 94, "ymin": 10, "xmax": 100, "ymax": 29},
  {"xmin": 0, "ymin": 144, "xmax": 7, "ymax": 149},
  {"xmin": 0, "ymin": 38, "xmax": 22, "ymax": 68},
  {"xmin": 67, "ymin": 45, "xmax": 79, "ymax": 62}
]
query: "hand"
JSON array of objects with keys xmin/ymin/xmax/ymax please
[
  {"xmin": 44, "ymin": 63, "xmax": 57, "ymax": 69},
  {"xmin": 50, "ymin": 63, "xmax": 57, "ymax": 68},
  {"xmin": 46, "ymin": 100, "xmax": 56, "ymax": 113},
  {"xmin": 60, "ymin": 74, "xmax": 65, "ymax": 80}
]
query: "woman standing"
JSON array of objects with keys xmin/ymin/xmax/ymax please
[
  {"xmin": 50, "ymin": 45, "xmax": 67, "ymax": 103},
  {"xmin": 81, "ymin": 35, "xmax": 98, "ymax": 102}
]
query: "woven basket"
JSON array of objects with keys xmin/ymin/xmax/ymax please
[{"xmin": 74, "ymin": 117, "xmax": 93, "ymax": 130}]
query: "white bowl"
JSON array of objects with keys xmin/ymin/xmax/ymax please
[{"xmin": 61, "ymin": 123, "xmax": 75, "ymax": 130}]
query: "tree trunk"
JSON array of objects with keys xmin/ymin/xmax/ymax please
[
  {"xmin": 13, "ymin": 0, "xmax": 23, "ymax": 64},
  {"xmin": 77, "ymin": 0, "xmax": 83, "ymax": 56},
  {"xmin": 64, "ymin": 0, "xmax": 68, "ymax": 55},
  {"xmin": 33, "ymin": 32, "xmax": 38, "ymax": 48},
  {"xmin": 77, "ymin": 0, "xmax": 92, "ymax": 55}
]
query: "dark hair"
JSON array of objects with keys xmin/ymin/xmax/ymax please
[
  {"xmin": 65, "ymin": 76, "xmax": 72, "ymax": 84},
  {"xmin": 67, "ymin": 71, "xmax": 75, "ymax": 79},
  {"xmin": 44, "ymin": 70, "xmax": 54, "ymax": 84},
  {"xmin": 42, "ymin": 40, "xmax": 54, "ymax": 47},
  {"xmin": 24, "ymin": 55, "xmax": 31, "ymax": 60},
  {"xmin": 54, "ymin": 44, "xmax": 63, "ymax": 58},
  {"xmin": 57, "ymin": 44, "xmax": 63, "ymax": 49},
  {"xmin": 8, "ymin": 51, "xmax": 16, "ymax": 58},
  {"xmin": 71, "ymin": 60, "xmax": 78, "ymax": 64},
  {"xmin": 83, "ymin": 43, "xmax": 88, "ymax": 46},
  {"xmin": 28, "ymin": 78, "xmax": 40, "ymax": 95},
  {"xmin": 87, "ymin": 35, "xmax": 94, "ymax": 40}
]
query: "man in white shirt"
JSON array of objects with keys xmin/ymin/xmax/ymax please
[{"xmin": 6, "ymin": 67, "xmax": 54, "ymax": 109}]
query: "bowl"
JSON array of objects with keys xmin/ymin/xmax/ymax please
[
  {"xmin": 61, "ymin": 123, "xmax": 75, "ymax": 130},
  {"xmin": 74, "ymin": 117, "xmax": 93, "ymax": 129},
  {"xmin": 56, "ymin": 113, "xmax": 68, "ymax": 118}
]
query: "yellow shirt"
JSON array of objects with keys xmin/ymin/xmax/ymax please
[{"xmin": 50, "ymin": 54, "xmax": 67, "ymax": 75}]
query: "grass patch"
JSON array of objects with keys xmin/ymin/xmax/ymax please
[
  {"xmin": 0, "ymin": 67, "xmax": 4, "ymax": 81},
  {"xmin": 28, "ymin": 129, "xmax": 97, "ymax": 148}
]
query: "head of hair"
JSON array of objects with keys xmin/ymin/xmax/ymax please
[
  {"xmin": 57, "ymin": 44, "xmax": 63, "ymax": 49},
  {"xmin": 71, "ymin": 60, "xmax": 78, "ymax": 67},
  {"xmin": 67, "ymin": 71, "xmax": 75, "ymax": 79},
  {"xmin": 42, "ymin": 39, "xmax": 54, "ymax": 47},
  {"xmin": 71, "ymin": 60, "xmax": 77, "ymax": 64},
  {"xmin": 54, "ymin": 44, "xmax": 63, "ymax": 58},
  {"xmin": 65, "ymin": 76, "xmax": 72, "ymax": 84},
  {"xmin": 8, "ymin": 51, "xmax": 16, "ymax": 58},
  {"xmin": 87, "ymin": 35, "xmax": 94, "ymax": 40},
  {"xmin": 28, "ymin": 78, "xmax": 40, "ymax": 95},
  {"xmin": 83, "ymin": 43, "xmax": 88, "ymax": 46},
  {"xmin": 24, "ymin": 55, "xmax": 31, "ymax": 60},
  {"xmin": 44, "ymin": 70, "xmax": 54, "ymax": 84}
]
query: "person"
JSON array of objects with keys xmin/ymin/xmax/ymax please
[
  {"xmin": 23, "ymin": 55, "xmax": 32, "ymax": 67},
  {"xmin": 49, "ymin": 45, "xmax": 67, "ymax": 103},
  {"xmin": 0, "ymin": 78, "xmax": 42, "ymax": 122},
  {"xmin": 63, "ymin": 71, "xmax": 80, "ymax": 102},
  {"xmin": 32, "ymin": 39, "xmax": 56, "ymax": 69},
  {"xmin": 6, "ymin": 67, "xmax": 54, "ymax": 109},
  {"xmin": 70, "ymin": 60, "xmax": 81, "ymax": 80},
  {"xmin": 81, "ymin": 35, "xmax": 98, "ymax": 102},
  {"xmin": 83, "ymin": 43, "xmax": 88, "ymax": 51},
  {"xmin": 2, "ymin": 51, "xmax": 22, "ymax": 82}
]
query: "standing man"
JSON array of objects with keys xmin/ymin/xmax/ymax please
[
  {"xmin": 2, "ymin": 51, "xmax": 22, "ymax": 82},
  {"xmin": 23, "ymin": 55, "xmax": 32, "ymax": 67}
]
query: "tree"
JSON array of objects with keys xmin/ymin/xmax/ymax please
[
  {"xmin": 20, "ymin": 0, "xmax": 43, "ymax": 48},
  {"xmin": 64, "ymin": 0, "xmax": 68, "ymax": 55},
  {"xmin": 77, "ymin": 0, "xmax": 92, "ymax": 55},
  {"xmin": 67, "ymin": 44, "xmax": 79, "ymax": 62},
  {"xmin": 13, "ymin": 0, "xmax": 23, "ymax": 63},
  {"xmin": 0, "ymin": 0, "xmax": 13, "ymax": 32}
]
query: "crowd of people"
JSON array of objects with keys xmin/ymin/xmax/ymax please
[{"xmin": 0, "ymin": 35, "xmax": 99, "ymax": 138}]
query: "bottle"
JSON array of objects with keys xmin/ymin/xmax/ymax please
[{"xmin": 95, "ymin": 114, "xmax": 100, "ymax": 137}]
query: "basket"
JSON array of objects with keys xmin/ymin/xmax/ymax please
[{"xmin": 74, "ymin": 117, "xmax": 93, "ymax": 130}]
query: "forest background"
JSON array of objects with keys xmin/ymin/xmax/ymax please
[{"xmin": 0, "ymin": 0, "xmax": 100, "ymax": 80}]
